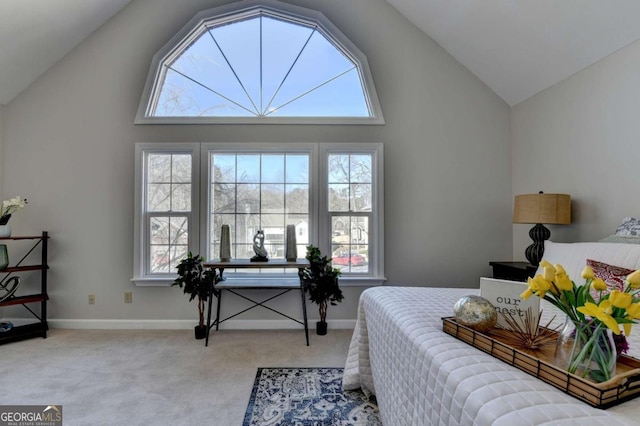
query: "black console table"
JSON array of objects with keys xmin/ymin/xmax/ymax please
[{"xmin": 203, "ymin": 259, "xmax": 310, "ymax": 347}]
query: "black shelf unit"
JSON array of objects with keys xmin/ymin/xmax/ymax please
[{"xmin": 0, "ymin": 232, "xmax": 49, "ymax": 344}]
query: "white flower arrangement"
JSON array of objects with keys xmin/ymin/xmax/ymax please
[{"xmin": 0, "ymin": 196, "xmax": 27, "ymax": 225}]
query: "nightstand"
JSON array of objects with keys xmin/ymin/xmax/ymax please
[{"xmin": 489, "ymin": 261, "xmax": 537, "ymax": 282}]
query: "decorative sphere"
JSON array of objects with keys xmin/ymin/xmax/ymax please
[{"xmin": 453, "ymin": 295, "xmax": 497, "ymax": 332}]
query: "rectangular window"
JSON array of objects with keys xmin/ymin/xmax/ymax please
[
  {"xmin": 133, "ymin": 143, "xmax": 383, "ymax": 285},
  {"xmin": 208, "ymin": 151, "xmax": 311, "ymax": 275},
  {"xmin": 146, "ymin": 153, "xmax": 191, "ymax": 274},
  {"xmin": 328, "ymin": 153, "xmax": 372, "ymax": 274},
  {"xmin": 133, "ymin": 144, "xmax": 200, "ymax": 282}
]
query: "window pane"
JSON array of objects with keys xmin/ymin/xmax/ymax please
[
  {"xmin": 213, "ymin": 154, "xmax": 236, "ymax": 182},
  {"xmin": 169, "ymin": 245, "xmax": 189, "ymax": 272},
  {"xmin": 286, "ymin": 184, "xmax": 308, "ymax": 214},
  {"xmin": 351, "ymin": 183, "xmax": 371, "ymax": 212},
  {"xmin": 328, "ymin": 184, "xmax": 349, "ymax": 211},
  {"xmin": 154, "ymin": 68, "xmax": 252, "ymax": 117},
  {"xmin": 150, "ymin": 245, "xmax": 170, "ymax": 273},
  {"xmin": 286, "ymin": 154, "xmax": 309, "ymax": 183},
  {"xmin": 148, "ymin": 184, "xmax": 171, "ymax": 211},
  {"xmin": 172, "ymin": 155, "xmax": 192, "ymax": 182},
  {"xmin": 237, "ymin": 184, "xmax": 260, "ymax": 213},
  {"xmin": 261, "ymin": 184, "xmax": 285, "ymax": 213},
  {"xmin": 147, "ymin": 153, "xmax": 192, "ymax": 213},
  {"xmin": 331, "ymin": 215, "xmax": 369, "ymax": 274},
  {"xmin": 237, "ymin": 155, "xmax": 260, "ymax": 183},
  {"xmin": 261, "ymin": 154, "xmax": 284, "ymax": 183},
  {"xmin": 268, "ymin": 31, "xmax": 353, "ymax": 112},
  {"xmin": 262, "ymin": 16, "xmax": 314, "ymax": 107},
  {"xmin": 352, "ymin": 217, "xmax": 369, "ymax": 245},
  {"xmin": 172, "ymin": 184, "xmax": 191, "ymax": 211},
  {"xmin": 169, "ymin": 217, "xmax": 189, "ymax": 245},
  {"xmin": 237, "ymin": 214, "xmax": 261, "ymax": 243},
  {"xmin": 148, "ymin": 154, "xmax": 171, "ymax": 182},
  {"xmin": 169, "ymin": 31, "xmax": 255, "ymax": 113},
  {"xmin": 149, "ymin": 215, "xmax": 189, "ymax": 274},
  {"xmin": 331, "ymin": 216, "xmax": 349, "ymax": 246},
  {"xmin": 328, "ymin": 153, "xmax": 373, "ymax": 212},
  {"xmin": 211, "ymin": 16, "xmax": 261, "ymax": 110},
  {"xmin": 270, "ymin": 69, "xmax": 369, "ymax": 117},
  {"xmin": 261, "ymin": 214, "xmax": 285, "ymax": 230},
  {"xmin": 236, "ymin": 243, "xmax": 253, "ymax": 259},
  {"xmin": 212, "ymin": 183, "xmax": 236, "ymax": 213},
  {"xmin": 150, "ymin": 217, "xmax": 169, "ymax": 244},
  {"xmin": 328, "ymin": 154, "xmax": 349, "ymax": 183},
  {"xmin": 351, "ymin": 154, "xmax": 372, "ymax": 183}
]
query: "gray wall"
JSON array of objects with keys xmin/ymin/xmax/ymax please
[
  {"xmin": 511, "ymin": 38, "xmax": 640, "ymax": 259},
  {"xmin": 2, "ymin": 0, "xmax": 511, "ymax": 327}
]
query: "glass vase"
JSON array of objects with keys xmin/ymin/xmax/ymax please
[{"xmin": 554, "ymin": 317, "xmax": 617, "ymax": 383}]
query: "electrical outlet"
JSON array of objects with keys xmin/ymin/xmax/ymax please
[
  {"xmin": 124, "ymin": 292, "xmax": 132, "ymax": 303},
  {"xmin": 88, "ymin": 294, "xmax": 95, "ymax": 304}
]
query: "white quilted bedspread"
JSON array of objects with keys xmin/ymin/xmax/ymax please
[{"xmin": 343, "ymin": 287, "xmax": 640, "ymax": 426}]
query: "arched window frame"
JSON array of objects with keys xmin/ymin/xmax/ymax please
[{"xmin": 135, "ymin": 0, "xmax": 385, "ymax": 125}]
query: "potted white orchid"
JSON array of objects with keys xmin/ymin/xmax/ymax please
[{"xmin": 0, "ymin": 196, "xmax": 27, "ymax": 237}]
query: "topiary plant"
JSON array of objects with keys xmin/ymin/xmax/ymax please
[
  {"xmin": 173, "ymin": 252, "xmax": 221, "ymax": 339},
  {"xmin": 301, "ymin": 245, "xmax": 343, "ymax": 335}
]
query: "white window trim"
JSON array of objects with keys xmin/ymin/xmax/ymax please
[
  {"xmin": 134, "ymin": 0, "xmax": 385, "ymax": 125},
  {"xmin": 132, "ymin": 143, "xmax": 200, "ymax": 286},
  {"xmin": 319, "ymin": 143, "xmax": 385, "ymax": 283},
  {"xmin": 132, "ymin": 142, "xmax": 385, "ymax": 287}
]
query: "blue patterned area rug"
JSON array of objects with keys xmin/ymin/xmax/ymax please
[{"xmin": 243, "ymin": 367, "xmax": 381, "ymax": 426}]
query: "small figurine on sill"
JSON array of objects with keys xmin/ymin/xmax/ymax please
[{"xmin": 251, "ymin": 230, "xmax": 268, "ymax": 262}]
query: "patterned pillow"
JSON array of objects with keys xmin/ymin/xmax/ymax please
[
  {"xmin": 615, "ymin": 217, "xmax": 640, "ymax": 236},
  {"xmin": 587, "ymin": 259, "xmax": 635, "ymax": 291}
]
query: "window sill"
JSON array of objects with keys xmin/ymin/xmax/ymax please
[
  {"xmin": 131, "ymin": 277, "xmax": 175, "ymax": 287},
  {"xmin": 132, "ymin": 276, "xmax": 386, "ymax": 287},
  {"xmin": 338, "ymin": 277, "xmax": 386, "ymax": 287}
]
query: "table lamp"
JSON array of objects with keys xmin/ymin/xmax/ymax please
[{"xmin": 512, "ymin": 192, "xmax": 571, "ymax": 267}]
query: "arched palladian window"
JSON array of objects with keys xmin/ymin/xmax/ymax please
[{"xmin": 135, "ymin": 0, "xmax": 384, "ymax": 124}]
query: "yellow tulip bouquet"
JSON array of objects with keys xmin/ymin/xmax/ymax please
[{"xmin": 521, "ymin": 260, "xmax": 640, "ymax": 382}]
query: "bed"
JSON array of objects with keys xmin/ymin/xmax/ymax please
[{"xmin": 343, "ymin": 241, "xmax": 640, "ymax": 425}]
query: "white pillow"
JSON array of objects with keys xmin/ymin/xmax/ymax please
[{"xmin": 537, "ymin": 241, "xmax": 640, "ymax": 282}]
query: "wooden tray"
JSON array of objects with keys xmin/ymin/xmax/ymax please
[{"xmin": 442, "ymin": 316, "xmax": 640, "ymax": 409}]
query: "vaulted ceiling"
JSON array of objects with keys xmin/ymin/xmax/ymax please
[
  {"xmin": 2, "ymin": 0, "xmax": 640, "ymax": 106},
  {"xmin": 0, "ymin": 0, "xmax": 133, "ymax": 105}
]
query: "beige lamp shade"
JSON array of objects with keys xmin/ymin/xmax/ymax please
[{"xmin": 512, "ymin": 193, "xmax": 571, "ymax": 225}]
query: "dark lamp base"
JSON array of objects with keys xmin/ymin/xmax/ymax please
[{"xmin": 525, "ymin": 223, "xmax": 551, "ymax": 267}]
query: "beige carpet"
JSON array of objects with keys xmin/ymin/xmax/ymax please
[{"xmin": 2, "ymin": 328, "xmax": 353, "ymax": 426}]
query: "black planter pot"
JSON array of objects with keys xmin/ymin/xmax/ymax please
[
  {"xmin": 316, "ymin": 321, "xmax": 328, "ymax": 335},
  {"xmin": 194, "ymin": 325, "xmax": 207, "ymax": 340}
]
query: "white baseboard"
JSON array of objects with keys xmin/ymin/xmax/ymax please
[{"xmin": 43, "ymin": 318, "xmax": 356, "ymax": 330}]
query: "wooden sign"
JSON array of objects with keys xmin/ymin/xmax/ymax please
[{"xmin": 480, "ymin": 277, "xmax": 540, "ymax": 330}]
